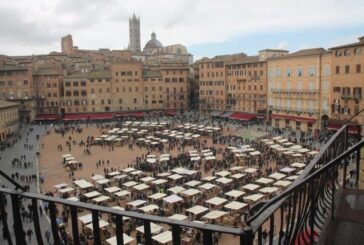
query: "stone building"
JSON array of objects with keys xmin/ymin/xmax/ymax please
[
  {"xmin": 329, "ymin": 36, "xmax": 364, "ymax": 130},
  {"xmin": 0, "ymin": 100, "xmax": 19, "ymax": 142},
  {"xmin": 0, "ymin": 65, "xmax": 36, "ymax": 122},
  {"xmin": 128, "ymin": 14, "xmax": 141, "ymax": 53},
  {"xmin": 267, "ymin": 48, "xmax": 332, "ymax": 132}
]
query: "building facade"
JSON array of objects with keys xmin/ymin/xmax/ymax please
[
  {"xmin": 0, "ymin": 100, "xmax": 19, "ymax": 142},
  {"xmin": 329, "ymin": 36, "xmax": 364, "ymax": 128},
  {"xmin": 0, "ymin": 65, "xmax": 36, "ymax": 122},
  {"xmin": 267, "ymin": 48, "xmax": 332, "ymax": 132},
  {"xmin": 225, "ymin": 56, "xmax": 267, "ymax": 117}
]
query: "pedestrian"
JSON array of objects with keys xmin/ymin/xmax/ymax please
[
  {"xmin": 45, "ymin": 230, "xmax": 51, "ymax": 244},
  {"xmin": 27, "ymin": 228, "xmax": 33, "ymax": 241},
  {"xmin": 39, "ymin": 204, "xmax": 43, "ymax": 217}
]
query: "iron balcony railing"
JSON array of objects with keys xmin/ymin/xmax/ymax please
[
  {"xmin": 0, "ymin": 185, "xmax": 247, "ymax": 245},
  {"xmin": 271, "ymin": 89, "xmax": 320, "ymax": 96},
  {"xmin": 245, "ymin": 108, "xmax": 364, "ymax": 245}
]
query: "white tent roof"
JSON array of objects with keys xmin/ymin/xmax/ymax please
[
  {"xmin": 286, "ymin": 175, "xmax": 299, "ymax": 180},
  {"xmin": 156, "ymin": 172, "xmax": 171, "ymax": 177},
  {"xmin": 186, "ymin": 205, "xmax": 209, "ymax": 215},
  {"xmin": 152, "ymin": 179, "xmax": 168, "ymax": 185},
  {"xmin": 106, "ymin": 234, "xmax": 134, "ymax": 245},
  {"xmin": 136, "ymin": 222, "xmax": 163, "ymax": 234},
  {"xmin": 231, "ymin": 173, "xmax": 246, "ymax": 179},
  {"xmin": 168, "ymin": 186, "xmax": 185, "ymax": 194},
  {"xmin": 78, "ymin": 213, "xmax": 94, "ymax": 224},
  {"xmin": 114, "ymin": 190, "xmax": 131, "ymax": 197},
  {"xmin": 58, "ymin": 187, "xmax": 74, "ymax": 194},
  {"xmin": 216, "ymin": 177, "xmax": 233, "ymax": 185},
  {"xmin": 92, "ymin": 195, "xmax": 110, "ymax": 203},
  {"xmin": 169, "ymin": 214, "xmax": 188, "ymax": 221},
  {"xmin": 181, "ymin": 188, "xmax": 201, "ymax": 197},
  {"xmin": 201, "ymin": 176, "xmax": 217, "ymax": 182},
  {"xmin": 163, "ymin": 194, "xmax": 183, "ymax": 204},
  {"xmin": 86, "ymin": 220, "xmax": 110, "ymax": 230},
  {"xmin": 138, "ymin": 204, "xmax": 159, "ymax": 213},
  {"xmin": 123, "ymin": 167, "xmax": 136, "ymax": 173},
  {"xmin": 127, "ymin": 199, "xmax": 147, "ymax": 207},
  {"xmin": 123, "ymin": 181, "xmax": 138, "ymax": 187},
  {"xmin": 244, "ymin": 194, "xmax": 265, "ymax": 202},
  {"xmin": 280, "ymin": 167, "xmax": 296, "ymax": 173},
  {"xmin": 148, "ymin": 192, "xmax": 167, "ymax": 200},
  {"xmin": 107, "ymin": 171, "xmax": 120, "ymax": 177},
  {"xmin": 269, "ymin": 172, "xmax": 287, "ymax": 180},
  {"xmin": 242, "ymin": 184, "xmax": 260, "ymax": 191},
  {"xmin": 96, "ymin": 179, "xmax": 110, "ymax": 185},
  {"xmin": 273, "ymin": 180, "xmax": 292, "ymax": 187},
  {"xmin": 54, "ymin": 183, "xmax": 68, "ymax": 189},
  {"xmin": 259, "ymin": 187, "xmax": 279, "ymax": 194},
  {"xmin": 215, "ymin": 170, "xmax": 231, "ymax": 177},
  {"xmin": 104, "ymin": 186, "xmax": 121, "ymax": 193},
  {"xmin": 133, "ymin": 183, "xmax": 150, "ymax": 191},
  {"xmin": 291, "ymin": 162, "xmax": 306, "ymax": 168},
  {"xmin": 243, "ymin": 168, "xmax": 258, "ymax": 174},
  {"xmin": 230, "ymin": 166, "xmax": 244, "ymax": 171},
  {"xmin": 152, "ymin": 231, "xmax": 172, "ymax": 244},
  {"xmin": 168, "ymin": 174, "xmax": 184, "ymax": 180},
  {"xmin": 199, "ymin": 183, "xmax": 216, "ymax": 190},
  {"xmin": 91, "ymin": 175, "xmax": 105, "ymax": 181},
  {"xmin": 203, "ymin": 210, "xmax": 227, "ymax": 220},
  {"xmin": 66, "ymin": 196, "xmax": 79, "ymax": 201},
  {"xmin": 84, "ymin": 191, "xmax": 101, "ymax": 198},
  {"xmin": 224, "ymin": 201, "xmax": 248, "ymax": 211},
  {"xmin": 225, "ymin": 190, "xmax": 245, "ymax": 198},
  {"xmin": 255, "ymin": 178, "xmax": 274, "ymax": 185},
  {"xmin": 206, "ymin": 197, "xmax": 228, "ymax": 206},
  {"xmin": 73, "ymin": 179, "xmax": 93, "ymax": 189},
  {"xmin": 184, "ymin": 180, "xmax": 202, "ymax": 187},
  {"xmin": 205, "ymin": 156, "xmax": 216, "ymax": 161},
  {"xmin": 140, "ymin": 176, "xmax": 156, "ymax": 183}
]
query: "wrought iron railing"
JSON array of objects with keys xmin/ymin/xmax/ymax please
[
  {"xmin": 245, "ymin": 108, "xmax": 364, "ymax": 244},
  {"xmin": 0, "ymin": 187, "xmax": 246, "ymax": 245}
]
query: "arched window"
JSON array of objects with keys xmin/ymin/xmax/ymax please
[
  {"xmin": 354, "ymin": 47, "xmax": 362, "ymax": 55},
  {"xmin": 335, "ymin": 50, "xmax": 342, "ymax": 57},
  {"xmin": 344, "ymin": 49, "xmax": 350, "ymax": 56}
]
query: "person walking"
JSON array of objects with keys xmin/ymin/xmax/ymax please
[
  {"xmin": 45, "ymin": 230, "xmax": 51, "ymax": 244},
  {"xmin": 27, "ymin": 228, "xmax": 33, "ymax": 242}
]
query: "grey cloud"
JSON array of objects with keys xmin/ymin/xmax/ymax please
[{"xmin": 0, "ymin": 7, "xmax": 59, "ymax": 45}]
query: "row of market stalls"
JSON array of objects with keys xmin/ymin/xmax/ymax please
[
  {"xmin": 34, "ymin": 110, "xmax": 178, "ymax": 122},
  {"xmin": 54, "ymin": 149, "xmax": 309, "ymax": 244}
]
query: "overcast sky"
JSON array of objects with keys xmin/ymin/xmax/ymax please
[{"xmin": 0, "ymin": 0, "xmax": 364, "ymax": 58}]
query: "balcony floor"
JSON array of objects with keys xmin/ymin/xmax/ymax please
[{"xmin": 319, "ymin": 188, "xmax": 364, "ymax": 245}]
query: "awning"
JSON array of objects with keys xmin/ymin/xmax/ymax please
[
  {"xmin": 210, "ymin": 111, "xmax": 223, "ymax": 117},
  {"xmin": 165, "ymin": 109, "xmax": 176, "ymax": 116},
  {"xmin": 115, "ymin": 111, "xmax": 144, "ymax": 118},
  {"xmin": 35, "ymin": 114, "xmax": 60, "ymax": 121},
  {"xmin": 271, "ymin": 114, "xmax": 316, "ymax": 123},
  {"xmin": 327, "ymin": 123, "xmax": 360, "ymax": 134},
  {"xmin": 230, "ymin": 112, "xmax": 257, "ymax": 121},
  {"xmin": 63, "ymin": 113, "xmax": 113, "ymax": 121},
  {"xmin": 220, "ymin": 111, "xmax": 234, "ymax": 118}
]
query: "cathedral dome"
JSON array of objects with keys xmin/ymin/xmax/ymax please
[{"xmin": 144, "ymin": 32, "xmax": 163, "ymax": 49}]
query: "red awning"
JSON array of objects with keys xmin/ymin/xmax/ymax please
[
  {"xmin": 229, "ymin": 112, "xmax": 257, "ymax": 121},
  {"xmin": 165, "ymin": 109, "xmax": 176, "ymax": 116},
  {"xmin": 271, "ymin": 114, "xmax": 316, "ymax": 123},
  {"xmin": 327, "ymin": 123, "xmax": 360, "ymax": 134},
  {"xmin": 115, "ymin": 111, "xmax": 144, "ymax": 118},
  {"xmin": 35, "ymin": 114, "xmax": 60, "ymax": 121},
  {"xmin": 63, "ymin": 113, "xmax": 113, "ymax": 121}
]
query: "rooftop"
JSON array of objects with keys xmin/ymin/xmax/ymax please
[
  {"xmin": 0, "ymin": 65, "xmax": 29, "ymax": 71},
  {"xmin": 226, "ymin": 55, "xmax": 261, "ymax": 65},
  {"xmin": 329, "ymin": 36, "xmax": 364, "ymax": 50},
  {"xmin": 64, "ymin": 70, "xmax": 111, "ymax": 79},
  {"xmin": 0, "ymin": 100, "xmax": 19, "ymax": 109},
  {"xmin": 268, "ymin": 48, "xmax": 329, "ymax": 60}
]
